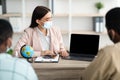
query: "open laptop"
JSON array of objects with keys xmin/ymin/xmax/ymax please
[{"xmin": 64, "ymin": 34, "xmax": 100, "ymax": 61}]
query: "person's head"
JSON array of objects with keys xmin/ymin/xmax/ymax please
[
  {"xmin": 29, "ymin": 6, "xmax": 52, "ymax": 29},
  {"xmin": 105, "ymin": 7, "xmax": 120, "ymax": 43},
  {"xmin": 0, "ymin": 19, "xmax": 13, "ymax": 53}
]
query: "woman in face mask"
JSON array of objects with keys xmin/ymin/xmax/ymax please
[{"xmin": 14, "ymin": 6, "xmax": 69, "ymax": 58}]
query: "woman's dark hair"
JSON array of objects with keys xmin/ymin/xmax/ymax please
[
  {"xmin": 0, "ymin": 19, "xmax": 13, "ymax": 45},
  {"xmin": 29, "ymin": 6, "xmax": 51, "ymax": 28},
  {"xmin": 105, "ymin": 7, "xmax": 120, "ymax": 35}
]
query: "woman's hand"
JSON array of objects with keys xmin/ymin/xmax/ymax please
[
  {"xmin": 41, "ymin": 50, "xmax": 56, "ymax": 56},
  {"xmin": 59, "ymin": 50, "xmax": 69, "ymax": 57}
]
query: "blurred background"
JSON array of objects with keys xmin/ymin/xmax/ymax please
[{"xmin": 0, "ymin": 0, "xmax": 117, "ymax": 50}]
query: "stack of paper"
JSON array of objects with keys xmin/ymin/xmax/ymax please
[{"xmin": 34, "ymin": 54, "xmax": 59, "ymax": 63}]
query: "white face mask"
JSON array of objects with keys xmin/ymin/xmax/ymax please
[{"xmin": 43, "ymin": 21, "xmax": 52, "ymax": 29}]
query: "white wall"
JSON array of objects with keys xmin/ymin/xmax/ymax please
[
  {"xmin": 53, "ymin": 0, "xmax": 120, "ymax": 32},
  {"xmin": 6, "ymin": 0, "xmax": 48, "ymax": 13},
  {"xmin": 6, "ymin": 0, "xmax": 22, "ymax": 13},
  {"xmin": 53, "ymin": 0, "xmax": 119, "ymax": 14},
  {"xmin": 6, "ymin": 0, "xmax": 120, "ymax": 32}
]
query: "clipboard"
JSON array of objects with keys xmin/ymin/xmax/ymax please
[{"xmin": 34, "ymin": 54, "xmax": 60, "ymax": 63}]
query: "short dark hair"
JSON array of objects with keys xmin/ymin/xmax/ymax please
[
  {"xmin": 29, "ymin": 6, "xmax": 50, "ymax": 28},
  {"xmin": 105, "ymin": 7, "xmax": 120, "ymax": 35},
  {"xmin": 0, "ymin": 19, "xmax": 13, "ymax": 45}
]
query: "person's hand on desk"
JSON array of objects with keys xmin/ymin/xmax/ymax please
[
  {"xmin": 41, "ymin": 50, "xmax": 56, "ymax": 56},
  {"xmin": 58, "ymin": 50, "xmax": 69, "ymax": 58}
]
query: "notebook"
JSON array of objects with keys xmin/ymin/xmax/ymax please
[
  {"xmin": 64, "ymin": 34, "xmax": 100, "ymax": 61},
  {"xmin": 34, "ymin": 54, "xmax": 59, "ymax": 63}
]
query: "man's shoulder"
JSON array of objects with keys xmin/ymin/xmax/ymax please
[
  {"xmin": 0, "ymin": 54, "xmax": 37, "ymax": 80},
  {"xmin": 101, "ymin": 43, "xmax": 120, "ymax": 52},
  {"xmin": 0, "ymin": 54, "xmax": 31, "ymax": 69},
  {"xmin": 15, "ymin": 58, "xmax": 31, "ymax": 65},
  {"xmin": 98, "ymin": 43, "xmax": 120, "ymax": 57}
]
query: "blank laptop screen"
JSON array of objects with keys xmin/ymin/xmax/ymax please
[{"xmin": 70, "ymin": 34, "xmax": 100, "ymax": 55}]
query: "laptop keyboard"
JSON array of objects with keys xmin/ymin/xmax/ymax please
[{"xmin": 62, "ymin": 55, "xmax": 94, "ymax": 61}]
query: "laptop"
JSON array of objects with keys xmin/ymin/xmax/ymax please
[{"xmin": 64, "ymin": 34, "xmax": 100, "ymax": 61}]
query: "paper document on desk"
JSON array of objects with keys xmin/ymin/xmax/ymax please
[{"xmin": 34, "ymin": 54, "xmax": 59, "ymax": 63}]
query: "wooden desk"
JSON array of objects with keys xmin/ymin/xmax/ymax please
[{"xmin": 31, "ymin": 58, "xmax": 90, "ymax": 80}]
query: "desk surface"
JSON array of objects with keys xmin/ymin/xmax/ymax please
[
  {"xmin": 31, "ymin": 58, "xmax": 90, "ymax": 70},
  {"xmin": 31, "ymin": 58, "xmax": 91, "ymax": 80}
]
